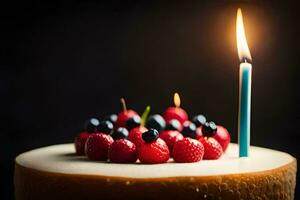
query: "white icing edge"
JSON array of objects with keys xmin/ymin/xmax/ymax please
[{"xmin": 16, "ymin": 143, "xmax": 295, "ymax": 178}]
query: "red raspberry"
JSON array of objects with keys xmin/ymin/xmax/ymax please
[
  {"xmin": 85, "ymin": 133, "xmax": 114, "ymax": 161},
  {"xmin": 213, "ymin": 125, "xmax": 231, "ymax": 151},
  {"xmin": 74, "ymin": 132, "xmax": 89, "ymax": 155},
  {"xmin": 159, "ymin": 130, "xmax": 183, "ymax": 153},
  {"xmin": 109, "ymin": 139, "xmax": 138, "ymax": 163},
  {"xmin": 128, "ymin": 126, "xmax": 148, "ymax": 149},
  {"xmin": 172, "ymin": 137, "xmax": 204, "ymax": 163},
  {"xmin": 138, "ymin": 138, "xmax": 170, "ymax": 164},
  {"xmin": 199, "ymin": 137, "xmax": 223, "ymax": 160}
]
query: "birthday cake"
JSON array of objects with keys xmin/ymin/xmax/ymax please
[{"xmin": 14, "ymin": 97, "xmax": 297, "ymax": 200}]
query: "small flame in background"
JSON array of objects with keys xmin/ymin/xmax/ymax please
[
  {"xmin": 236, "ymin": 8, "xmax": 252, "ymax": 62},
  {"xmin": 174, "ymin": 92, "xmax": 181, "ymax": 107}
]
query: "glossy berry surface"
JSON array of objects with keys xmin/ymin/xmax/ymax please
[
  {"xmin": 199, "ymin": 137, "xmax": 223, "ymax": 160},
  {"xmin": 173, "ymin": 137, "xmax": 204, "ymax": 163},
  {"xmin": 85, "ymin": 133, "xmax": 114, "ymax": 161},
  {"xmin": 165, "ymin": 119, "xmax": 182, "ymax": 131},
  {"xmin": 104, "ymin": 114, "xmax": 117, "ymax": 124},
  {"xmin": 163, "ymin": 107, "xmax": 188, "ymax": 124},
  {"xmin": 159, "ymin": 130, "xmax": 183, "ymax": 153},
  {"xmin": 138, "ymin": 138, "xmax": 170, "ymax": 164},
  {"xmin": 181, "ymin": 122, "xmax": 197, "ymax": 138},
  {"xmin": 142, "ymin": 129, "xmax": 159, "ymax": 143},
  {"xmin": 192, "ymin": 114, "xmax": 207, "ymax": 127},
  {"xmin": 84, "ymin": 118, "xmax": 100, "ymax": 133},
  {"xmin": 108, "ymin": 139, "xmax": 138, "ymax": 163},
  {"xmin": 128, "ymin": 126, "xmax": 148, "ymax": 149},
  {"xmin": 146, "ymin": 114, "xmax": 166, "ymax": 132},
  {"xmin": 126, "ymin": 115, "xmax": 141, "ymax": 131},
  {"xmin": 116, "ymin": 110, "xmax": 138, "ymax": 128},
  {"xmin": 98, "ymin": 120, "xmax": 114, "ymax": 134},
  {"xmin": 214, "ymin": 125, "xmax": 231, "ymax": 151},
  {"xmin": 74, "ymin": 132, "xmax": 90, "ymax": 155},
  {"xmin": 202, "ymin": 121, "xmax": 217, "ymax": 137},
  {"xmin": 195, "ymin": 127, "xmax": 203, "ymax": 139},
  {"xmin": 111, "ymin": 127, "xmax": 129, "ymax": 140}
]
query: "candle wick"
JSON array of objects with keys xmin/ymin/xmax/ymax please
[{"xmin": 242, "ymin": 57, "xmax": 251, "ymax": 64}]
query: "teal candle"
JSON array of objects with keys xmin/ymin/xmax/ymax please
[
  {"xmin": 238, "ymin": 63, "xmax": 252, "ymax": 157},
  {"xmin": 236, "ymin": 8, "xmax": 252, "ymax": 157}
]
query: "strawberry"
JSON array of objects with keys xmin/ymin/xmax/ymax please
[
  {"xmin": 213, "ymin": 125, "xmax": 231, "ymax": 151},
  {"xmin": 85, "ymin": 133, "xmax": 114, "ymax": 161},
  {"xmin": 128, "ymin": 126, "xmax": 148, "ymax": 149},
  {"xmin": 159, "ymin": 130, "xmax": 183, "ymax": 153},
  {"xmin": 199, "ymin": 137, "xmax": 223, "ymax": 160},
  {"xmin": 74, "ymin": 132, "xmax": 90, "ymax": 155},
  {"xmin": 109, "ymin": 139, "xmax": 137, "ymax": 163},
  {"xmin": 172, "ymin": 137, "xmax": 204, "ymax": 163},
  {"xmin": 138, "ymin": 131, "xmax": 170, "ymax": 164}
]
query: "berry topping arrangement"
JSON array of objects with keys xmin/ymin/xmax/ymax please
[{"xmin": 74, "ymin": 93, "xmax": 231, "ymax": 164}]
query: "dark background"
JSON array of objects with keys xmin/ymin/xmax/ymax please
[{"xmin": 1, "ymin": 1, "xmax": 299, "ymax": 199}]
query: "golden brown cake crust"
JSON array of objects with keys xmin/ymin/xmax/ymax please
[{"xmin": 15, "ymin": 159, "xmax": 296, "ymax": 200}]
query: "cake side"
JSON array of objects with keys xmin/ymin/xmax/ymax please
[
  {"xmin": 15, "ymin": 143, "xmax": 295, "ymax": 178},
  {"xmin": 15, "ymin": 159, "xmax": 296, "ymax": 200},
  {"xmin": 15, "ymin": 143, "xmax": 297, "ymax": 199}
]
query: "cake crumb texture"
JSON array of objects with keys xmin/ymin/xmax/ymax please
[{"xmin": 15, "ymin": 159, "xmax": 296, "ymax": 200}]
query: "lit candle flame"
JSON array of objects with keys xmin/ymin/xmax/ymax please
[
  {"xmin": 236, "ymin": 8, "xmax": 252, "ymax": 62},
  {"xmin": 174, "ymin": 93, "xmax": 181, "ymax": 108}
]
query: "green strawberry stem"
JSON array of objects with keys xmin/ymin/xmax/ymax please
[
  {"xmin": 141, "ymin": 106, "xmax": 151, "ymax": 127},
  {"xmin": 120, "ymin": 98, "xmax": 127, "ymax": 112}
]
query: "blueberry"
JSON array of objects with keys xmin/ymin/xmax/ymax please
[
  {"xmin": 192, "ymin": 114, "xmax": 207, "ymax": 127},
  {"xmin": 111, "ymin": 127, "xmax": 129, "ymax": 140},
  {"xmin": 104, "ymin": 114, "xmax": 117, "ymax": 124},
  {"xmin": 142, "ymin": 129, "xmax": 159, "ymax": 143},
  {"xmin": 126, "ymin": 115, "xmax": 141, "ymax": 131},
  {"xmin": 98, "ymin": 120, "xmax": 114, "ymax": 134},
  {"xmin": 165, "ymin": 119, "xmax": 181, "ymax": 131},
  {"xmin": 181, "ymin": 122, "xmax": 197, "ymax": 138},
  {"xmin": 84, "ymin": 118, "xmax": 100, "ymax": 133},
  {"xmin": 146, "ymin": 114, "xmax": 166, "ymax": 132},
  {"xmin": 202, "ymin": 121, "xmax": 217, "ymax": 137}
]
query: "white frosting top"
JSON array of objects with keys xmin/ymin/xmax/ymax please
[{"xmin": 16, "ymin": 143, "xmax": 294, "ymax": 178}]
